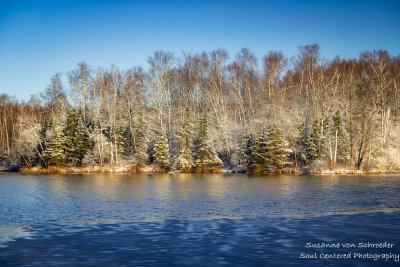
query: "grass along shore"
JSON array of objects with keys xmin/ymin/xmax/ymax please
[{"xmin": 0, "ymin": 165, "xmax": 398, "ymax": 175}]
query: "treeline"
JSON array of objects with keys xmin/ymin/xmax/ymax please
[{"xmin": 1, "ymin": 44, "xmax": 400, "ymax": 172}]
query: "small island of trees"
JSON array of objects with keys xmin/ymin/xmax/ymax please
[{"xmin": 0, "ymin": 44, "xmax": 399, "ymax": 173}]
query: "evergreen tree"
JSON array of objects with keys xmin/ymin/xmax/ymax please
[
  {"xmin": 194, "ymin": 114, "xmax": 223, "ymax": 170},
  {"xmin": 74, "ymin": 116, "xmax": 91, "ymax": 164},
  {"xmin": 64, "ymin": 109, "xmax": 79, "ymax": 163},
  {"xmin": 64, "ymin": 109, "xmax": 91, "ymax": 165},
  {"xmin": 306, "ymin": 119, "xmax": 324, "ymax": 162},
  {"xmin": 251, "ymin": 129, "xmax": 268, "ymax": 171},
  {"xmin": 134, "ymin": 113, "xmax": 148, "ymax": 166},
  {"xmin": 154, "ymin": 131, "xmax": 170, "ymax": 169},
  {"xmin": 174, "ymin": 108, "xmax": 194, "ymax": 171},
  {"xmin": 265, "ymin": 124, "xmax": 288, "ymax": 168},
  {"xmin": 242, "ymin": 133, "xmax": 255, "ymax": 168},
  {"xmin": 113, "ymin": 89, "xmax": 128, "ymax": 163},
  {"xmin": 251, "ymin": 125, "xmax": 288, "ymax": 171},
  {"xmin": 45, "ymin": 120, "xmax": 66, "ymax": 166},
  {"xmin": 289, "ymin": 118, "xmax": 308, "ymax": 168}
]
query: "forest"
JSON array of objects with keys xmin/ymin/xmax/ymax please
[{"xmin": 1, "ymin": 44, "xmax": 400, "ymax": 173}]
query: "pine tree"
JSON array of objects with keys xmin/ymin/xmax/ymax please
[
  {"xmin": 45, "ymin": 120, "xmax": 66, "ymax": 166},
  {"xmin": 289, "ymin": 118, "xmax": 308, "ymax": 168},
  {"xmin": 113, "ymin": 89, "xmax": 128, "ymax": 163},
  {"xmin": 250, "ymin": 125, "xmax": 288, "ymax": 171},
  {"xmin": 242, "ymin": 133, "xmax": 255, "ymax": 168},
  {"xmin": 265, "ymin": 124, "xmax": 288, "ymax": 169},
  {"xmin": 194, "ymin": 114, "xmax": 223, "ymax": 171},
  {"xmin": 154, "ymin": 131, "xmax": 170, "ymax": 169},
  {"xmin": 63, "ymin": 109, "xmax": 91, "ymax": 165},
  {"xmin": 64, "ymin": 108, "xmax": 79, "ymax": 163},
  {"xmin": 134, "ymin": 113, "xmax": 148, "ymax": 166},
  {"xmin": 251, "ymin": 129, "xmax": 268, "ymax": 171},
  {"xmin": 74, "ymin": 116, "xmax": 91, "ymax": 164},
  {"xmin": 174, "ymin": 108, "xmax": 194, "ymax": 171},
  {"xmin": 307, "ymin": 119, "xmax": 324, "ymax": 162}
]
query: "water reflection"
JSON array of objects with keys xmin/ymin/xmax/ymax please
[
  {"xmin": 0, "ymin": 226, "xmax": 34, "ymax": 248},
  {"xmin": 1, "ymin": 174, "xmax": 400, "ymax": 241}
]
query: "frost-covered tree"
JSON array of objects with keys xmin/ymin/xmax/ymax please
[
  {"xmin": 74, "ymin": 116, "xmax": 91, "ymax": 164},
  {"xmin": 64, "ymin": 109, "xmax": 91, "ymax": 165},
  {"xmin": 2, "ymin": 47, "xmax": 400, "ymax": 172},
  {"xmin": 251, "ymin": 125, "xmax": 288, "ymax": 171},
  {"xmin": 15, "ymin": 114, "xmax": 43, "ymax": 167},
  {"xmin": 174, "ymin": 108, "xmax": 194, "ymax": 171},
  {"xmin": 265, "ymin": 124, "xmax": 288, "ymax": 169},
  {"xmin": 64, "ymin": 109, "xmax": 79, "ymax": 163},
  {"xmin": 194, "ymin": 114, "xmax": 223, "ymax": 170},
  {"xmin": 288, "ymin": 118, "xmax": 308, "ymax": 168},
  {"xmin": 83, "ymin": 127, "xmax": 111, "ymax": 166},
  {"xmin": 328, "ymin": 110, "xmax": 349, "ymax": 170},
  {"xmin": 45, "ymin": 120, "xmax": 67, "ymax": 166},
  {"xmin": 134, "ymin": 113, "xmax": 148, "ymax": 166},
  {"xmin": 306, "ymin": 119, "xmax": 325, "ymax": 163},
  {"xmin": 251, "ymin": 129, "xmax": 268, "ymax": 171},
  {"xmin": 242, "ymin": 133, "xmax": 256, "ymax": 168},
  {"xmin": 154, "ymin": 131, "xmax": 170, "ymax": 169}
]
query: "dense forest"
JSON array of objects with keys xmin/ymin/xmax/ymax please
[{"xmin": 1, "ymin": 44, "xmax": 400, "ymax": 172}]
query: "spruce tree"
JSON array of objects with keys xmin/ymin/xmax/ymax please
[
  {"xmin": 289, "ymin": 118, "xmax": 308, "ymax": 167},
  {"xmin": 64, "ymin": 109, "xmax": 91, "ymax": 165},
  {"xmin": 265, "ymin": 124, "xmax": 288, "ymax": 168},
  {"xmin": 194, "ymin": 114, "xmax": 223, "ymax": 171},
  {"xmin": 74, "ymin": 116, "xmax": 91, "ymax": 164},
  {"xmin": 250, "ymin": 125, "xmax": 288, "ymax": 171},
  {"xmin": 242, "ymin": 133, "xmax": 255, "ymax": 168},
  {"xmin": 64, "ymin": 108, "xmax": 79, "ymax": 163},
  {"xmin": 251, "ymin": 129, "xmax": 268, "ymax": 171},
  {"xmin": 306, "ymin": 119, "xmax": 323, "ymax": 162},
  {"xmin": 174, "ymin": 108, "xmax": 194, "ymax": 171},
  {"xmin": 154, "ymin": 131, "xmax": 170, "ymax": 169},
  {"xmin": 45, "ymin": 120, "xmax": 66, "ymax": 166},
  {"xmin": 113, "ymin": 89, "xmax": 128, "ymax": 163},
  {"xmin": 134, "ymin": 113, "xmax": 148, "ymax": 166}
]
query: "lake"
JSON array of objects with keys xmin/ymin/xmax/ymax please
[{"xmin": 0, "ymin": 173, "xmax": 399, "ymax": 266}]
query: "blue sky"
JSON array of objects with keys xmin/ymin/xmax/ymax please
[{"xmin": 1, "ymin": 0, "xmax": 399, "ymax": 101}]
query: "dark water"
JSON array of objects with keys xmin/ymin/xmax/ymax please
[{"xmin": 0, "ymin": 173, "xmax": 399, "ymax": 266}]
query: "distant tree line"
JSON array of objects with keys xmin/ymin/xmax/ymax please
[{"xmin": 1, "ymin": 44, "xmax": 400, "ymax": 172}]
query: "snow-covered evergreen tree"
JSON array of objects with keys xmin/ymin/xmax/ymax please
[
  {"xmin": 154, "ymin": 131, "xmax": 170, "ymax": 169},
  {"xmin": 306, "ymin": 119, "xmax": 325, "ymax": 163},
  {"xmin": 64, "ymin": 108, "xmax": 79, "ymax": 162},
  {"xmin": 134, "ymin": 113, "xmax": 148, "ymax": 166},
  {"xmin": 45, "ymin": 120, "xmax": 66, "ymax": 166},
  {"xmin": 242, "ymin": 133, "xmax": 255, "ymax": 168},
  {"xmin": 251, "ymin": 125, "xmax": 288, "ymax": 170},
  {"xmin": 251, "ymin": 129, "xmax": 268, "ymax": 171},
  {"xmin": 112, "ymin": 88, "xmax": 129, "ymax": 164},
  {"xmin": 194, "ymin": 114, "xmax": 223, "ymax": 170},
  {"xmin": 174, "ymin": 108, "xmax": 194, "ymax": 171},
  {"xmin": 289, "ymin": 118, "xmax": 308, "ymax": 168},
  {"xmin": 265, "ymin": 124, "xmax": 288, "ymax": 168},
  {"xmin": 63, "ymin": 109, "xmax": 91, "ymax": 165},
  {"xmin": 74, "ymin": 116, "xmax": 91, "ymax": 164}
]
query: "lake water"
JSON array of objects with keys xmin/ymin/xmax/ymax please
[{"xmin": 0, "ymin": 173, "xmax": 399, "ymax": 266}]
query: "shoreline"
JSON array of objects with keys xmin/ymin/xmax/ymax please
[{"xmin": 1, "ymin": 166, "xmax": 399, "ymax": 175}]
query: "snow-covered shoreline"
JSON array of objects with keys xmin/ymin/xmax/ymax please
[{"xmin": 1, "ymin": 165, "xmax": 396, "ymax": 175}]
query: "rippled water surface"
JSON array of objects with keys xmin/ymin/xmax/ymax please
[{"xmin": 1, "ymin": 173, "xmax": 400, "ymax": 266}]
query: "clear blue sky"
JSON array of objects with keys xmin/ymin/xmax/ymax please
[{"xmin": 1, "ymin": 0, "xmax": 399, "ymax": 101}]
